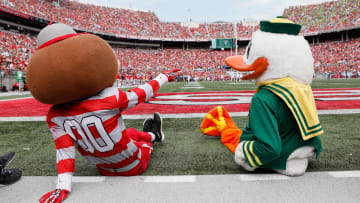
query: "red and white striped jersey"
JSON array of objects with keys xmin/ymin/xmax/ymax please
[{"xmin": 46, "ymin": 74, "xmax": 168, "ymax": 191}]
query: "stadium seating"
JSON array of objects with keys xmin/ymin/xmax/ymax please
[
  {"xmin": 0, "ymin": 0, "xmax": 251, "ymax": 40},
  {"xmin": 2, "ymin": 0, "xmax": 358, "ymax": 40},
  {"xmin": 284, "ymin": 0, "xmax": 360, "ymax": 34},
  {"xmin": 0, "ymin": 0, "xmax": 359, "ymax": 81},
  {"xmin": 311, "ymin": 38, "xmax": 360, "ymax": 78},
  {"xmin": 1, "ymin": 28, "xmax": 358, "ymax": 80},
  {"xmin": 0, "ymin": 30, "xmax": 36, "ymax": 75}
]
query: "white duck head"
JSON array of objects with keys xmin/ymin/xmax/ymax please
[{"xmin": 226, "ymin": 16, "xmax": 314, "ymax": 85}]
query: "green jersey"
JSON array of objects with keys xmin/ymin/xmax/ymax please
[
  {"xmin": 16, "ymin": 71, "xmax": 24, "ymax": 82},
  {"xmin": 240, "ymin": 88, "xmax": 322, "ymax": 170}
]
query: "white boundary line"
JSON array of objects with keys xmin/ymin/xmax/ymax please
[
  {"xmin": 1, "ymin": 109, "xmax": 360, "ymax": 122},
  {"xmin": 0, "ymin": 96, "xmax": 33, "ymax": 102},
  {"xmin": 144, "ymin": 175, "xmax": 196, "ymax": 183},
  {"xmin": 71, "ymin": 176, "xmax": 106, "ymax": 183},
  {"xmin": 327, "ymin": 170, "xmax": 360, "ymax": 178},
  {"xmin": 239, "ymin": 174, "xmax": 290, "ymax": 181},
  {"xmin": 41, "ymin": 170, "xmax": 360, "ymax": 184}
]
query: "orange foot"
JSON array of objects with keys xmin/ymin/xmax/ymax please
[
  {"xmin": 200, "ymin": 106, "xmax": 242, "ymax": 153},
  {"xmin": 200, "ymin": 106, "xmax": 234, "ymax": 136}
]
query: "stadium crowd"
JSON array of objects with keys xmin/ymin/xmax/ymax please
[
  {"xmin": 0, "ymin": 31, "xmax": 36, "ymax": 76},
  {"xmin": 284, "ymin": 0, "xmax": 360, "ymax": 34},
  {"xmin": 0, "ymin": 0, "xmax": 359, "ymax": 87},
  {"xmin": 1, "ymin": 0, "xmax": 358, "ymax": 40},
  {"xmin": 311, "ymin": 39, "xmax": 360, "ymax": 79},
  {"xmin": 1, "ymin": 29, "xmax": 359, "ymax": 84},
  {"xmin": 113, "ymin": 47, "xmax": 243, "ymax": 85}
]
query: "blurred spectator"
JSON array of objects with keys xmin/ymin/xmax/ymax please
[
  {"xmin": 284, "ymin": 0, "xmax": 360, "ymax": 34},
  {"xmin": 0, "ymin": 30, "xmax": 36, "ymax": 73}
]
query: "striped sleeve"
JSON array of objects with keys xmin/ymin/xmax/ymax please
[
  {"xmin": 119, "ymin": 73, "xmax": 168, "ymax": 110},
  {"xmin": 48, "ymin": 119, "xmax": 75, "ymax": 191}
]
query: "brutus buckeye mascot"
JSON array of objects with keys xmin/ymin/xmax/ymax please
[
  {"xmin": 200, "ymin": 17, "xmax": 323, "ymax": 176},
  {"xmin": 27, "ymin": 23, "xmax": 178, "ymax": 203}
]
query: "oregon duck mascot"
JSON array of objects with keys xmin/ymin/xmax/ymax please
[{"xmin": 200, "ymin": 16, "xmax": 323, "ymax": 176}]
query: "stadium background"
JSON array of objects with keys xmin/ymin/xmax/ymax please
[
  {"xmin": 0, "ymin": 0, "xmax": 359, "ymax": 90},
  {"xmin": 0, "ymin": 0, "xmax": 359, "ymax": 177}
]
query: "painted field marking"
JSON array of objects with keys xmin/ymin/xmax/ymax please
[
  {"xmin": 53, "ymin": 176, "xmax": 106, "ymax": 184},
  {"xmin": 0, "ymin": 116, "xmax": 46, "ymax": 122},
  {"xmin": 144, "ymin": 175, "xmax": 196, "ymax": 183},
  {"xmin": 239, "ymin": 174, "xmax": 290, "ymax": 181},
  {"xmin": 0, "ymin": 96, "xmax": 33, "ymax": 102},
  {"xmin": 43, "ymin": 171, "xmax": 360, "ymax": 185},
  {"xmin": 72, "ymin": 176, "xmax": 106, "ymax": 183},
  {"xmin": 327, "ymin": 171, "xmax": 360, "ymax": 178},
  {"xmin": 318, "ymin": 109, "xmax": 360, "ymax": 114},
  {"xmin": 181, "ymin": 81, "xmax": 203, "ymax": 89}
]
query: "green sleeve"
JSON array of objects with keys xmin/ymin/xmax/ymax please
[{"xmin": 242, "ymin": 92, "xmax": 282, "ymax": 168}]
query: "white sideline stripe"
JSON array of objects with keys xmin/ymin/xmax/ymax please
[
  {"xmin": 0, "ymin": 116, "xmax": 46, "ymax": 121},
  {"xmin": 53, "ymin": 176, "xmax": 106, "ymax": 184},
  {"xmin": 327, "ymin": 171, "xmax": 360, "ymax": 178},
  {"xmin": 144, "ymin": 176, "xmax": 196, "ymax": 183},
  {"xmin": 239, "ymin": 174, "xmax": 290, "ymax": 181},
  {"xmin": 1, "ymin": 109, "xmax": 360, "ymax": 122},
  {"xmin": 72, "ymin": 176, "xmax": 106, "ymax": 183},
  {"xmin": 317, "ymin": 109, "xmax": 360, "ymax": 114},
  {"xmin": 35, "ymin": 171, "xmax": 360, "ymax": 185},
  {"xmin": 180, "ymin": 87, "xmax": 204, "ymax": 89},
  {"xmin": 0, "ymin": 96, "xmax": 33, "ymax": 102},
  {"xmin": 59, "ymin": 177, "xmax": 106, "ymax": 183}
]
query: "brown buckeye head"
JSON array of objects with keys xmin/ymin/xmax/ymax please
[{"xmin": 27, "ymin": 24, "xmax": 118, "ymax": 104}]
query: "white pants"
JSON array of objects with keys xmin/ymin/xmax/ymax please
[{"xmin": 275, "ymin": 146, "xmax": 315, "ymax": 176}]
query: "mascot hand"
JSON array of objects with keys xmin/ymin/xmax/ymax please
[
  {"xmin": 39, "ymin": 189, "xmax": 69, "ymax": 203},
  {"xmin": 163, "ymin": 68, "xmax": 181, "ymax": 82},
  {"xmin": 234, "ymin": 142, "xmax": 256, "ymax": 172},
  {"xmin": 200, "ymin": 106, "xmax": 236, "ymax": 136}
]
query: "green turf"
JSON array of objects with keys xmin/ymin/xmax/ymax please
[
  {"xmin": 0, "ymin": 114, "xmax": 359, "ymax": 176},
  {"xmin": 1, "ymin": 79, "xmax": 360, "ymax": 176}
]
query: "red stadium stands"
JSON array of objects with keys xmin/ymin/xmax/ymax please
[
  {"xmin": 0, "ymin": 0, "xmax": 359, "ymax": 82},
  {"xmin": 284, "ymin": 0, "xmax": 360, "ymax": 35},
  {"xmin": 1, "ymin": 0, "xmax": 358, "ymax": 39},
  {"xmin": 0, "ymin": 31, "xmax": 36, "ymax": 74}
]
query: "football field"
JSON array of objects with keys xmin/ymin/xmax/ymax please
[{"xmin": 1, "ymin": 79, "xmax": 360, "ymax": 202}]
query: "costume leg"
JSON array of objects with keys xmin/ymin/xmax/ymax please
[
  {"xmin": 275, "ymin": 146, "xmax": 315, "ymax": 176},
  {"xmin": 275, "ymin": 158, "xmax": 309, "ymax": 176},
  {"xmin": 119, "ymin": 143, "xmax": 153, "ymax": 176},
  {"xmin": 127, "ymin": 127, "xmax": 152, "ymax": 142},
  {"xmin": 97, "ymin": 142, "xmax": 153, "ymax": 176}
]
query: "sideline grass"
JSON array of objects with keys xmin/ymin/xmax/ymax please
[
  {"xmin": 0, "ymin": 114, "xmax": 359, "ymax": 176},
  {"xmin": 1, "ymin": 79, "xmax": 359, "ymax": 176}
]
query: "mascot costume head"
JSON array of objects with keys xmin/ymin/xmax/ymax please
[
  {"xmin": 225, "ymin": 16, "xmax": 313, "ymax": 84},
  {"xmin": 27, "ymin": 23, "xmax": 118, "ymax": 104},
  {"xmin": 201, "ymin": 17, "xmax": 323, "ymax": 176}
]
